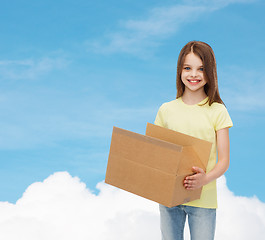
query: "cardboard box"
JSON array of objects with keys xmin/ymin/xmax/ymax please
[{"xmin": 105, "ymin": 123, "xmax": 212, "ymax": 207}]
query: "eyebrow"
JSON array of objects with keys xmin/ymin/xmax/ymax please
[{"xmin": 183, "ymin": 64, "xmax": 204, "ymax": 67}]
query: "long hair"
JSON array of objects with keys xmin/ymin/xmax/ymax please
[{"xmin": 176, "ymin": 41, "xmax": 224, "ymax": 106}]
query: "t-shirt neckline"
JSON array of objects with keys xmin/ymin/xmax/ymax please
[{"xmin": 179, "ymin": 96, "xmax": 209, "ymax": 106}]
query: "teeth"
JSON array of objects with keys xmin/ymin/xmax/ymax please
[{"xmin": 189, "ymin": 80, "xmax": 200, "ymax": 83}]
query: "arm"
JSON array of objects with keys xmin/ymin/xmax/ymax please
[{"xmin": 184, "ymin": 127, "xmax": 230, "ymax": 190}]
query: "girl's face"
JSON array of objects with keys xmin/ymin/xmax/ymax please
[{"xmin": 181, "ymin": 52, "xmax": 207, "ymax": 94}]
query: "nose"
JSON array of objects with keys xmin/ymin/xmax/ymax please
[{"xmin": 190, "ymin": 69, "xmax": 198, "ymax": 77}]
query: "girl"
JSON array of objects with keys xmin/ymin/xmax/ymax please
[{"xmin": 154, "ymin": 41, "xmax": 233, "ymax": 240}]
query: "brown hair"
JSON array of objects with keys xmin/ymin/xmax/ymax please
[{"xmin": 176, "ymin": 41, "xmax": 224, "ymax": 106}]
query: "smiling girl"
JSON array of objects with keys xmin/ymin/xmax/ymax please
[{"xmin": 155, "ymin": 41, "xmax": 233, "ymax": 240}]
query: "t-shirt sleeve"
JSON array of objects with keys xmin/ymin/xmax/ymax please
[
  {"xmin": 154, "ymin": 105, "xmax": 165, "ymax": 127},
  {"xmin": 214, "ymin": 105, "xmax": 233, "ymax": 131}
]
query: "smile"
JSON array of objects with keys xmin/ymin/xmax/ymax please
[{"xmin": 188, "ymin": 79, "xmax": 201, "ymax": 84}]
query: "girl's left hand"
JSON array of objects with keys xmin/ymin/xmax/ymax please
[{"xmin": 184, "ymin": 167, "xmax": 207, "ymax": 190}]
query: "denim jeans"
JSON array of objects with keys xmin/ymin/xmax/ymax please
[{"xmin": 159, "ymin": 204, "xmax": 216, "ymax": 240}]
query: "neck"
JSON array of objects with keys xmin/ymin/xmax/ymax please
[{"xmin": 181, "ymin": 89, "xmax": 207, "ymax": 105}]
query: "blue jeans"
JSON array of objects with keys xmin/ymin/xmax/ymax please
[{"xmin": 159, "ymin": 204, "xmax": 216, "ymax": 240}]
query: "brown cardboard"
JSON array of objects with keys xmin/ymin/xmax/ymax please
[{"xmin": 105, "ymin": 123, "xmax": 212, "ymax": 207}]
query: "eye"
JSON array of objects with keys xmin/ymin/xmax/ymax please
[
  {"xmin": 184, "ymin": 67, "xmax": 190, "ymax": 70},
  {"xmin": 199, "ymin": 67, "xmax": 204, "ymax": 71}
]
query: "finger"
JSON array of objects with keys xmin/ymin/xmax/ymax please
[
  {"xmin": 184, "ymin": 179, "xmax": 194, "ymax": 185},
  {"xmin": 192, "ymin": 166, "xmax": 204, "ymax": 173},
  {"xmin": 185, "ymin": 185, "xmax": 195, "ymax": 190},
  {"xmin": 185, "ymin": 181, "xmax": 197, "ymax": 189},
  {"xmin": 185, "ymin": 175, "xmax": 196, "ymax": 180},
  {"xmin": 184, "ymin": 181, "xmax": 196, "ymax": 188}
]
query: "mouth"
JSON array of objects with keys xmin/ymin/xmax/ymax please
[{"xmin": 188, "ymin": 79, "xmax": 201, "ymax": 84}]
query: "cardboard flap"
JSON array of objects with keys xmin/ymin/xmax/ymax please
[
  {"xmin": 108, "ymin": 127, "xmax": 183, "ymax": 175},
  {"xmin": 145, "ymin": 123, "xmax": 212, "ymax": 170},
  {"xmin": 177, "ymin": 146, "xmax": 206, "ymax": 175}
]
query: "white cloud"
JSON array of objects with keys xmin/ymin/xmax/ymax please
[
  {"xmin": 87, "ymin": 5, "xmax": 208, "ymax": 57},
  {"xmin": 87, "ymin": 0, "xmax": 256, "ymax": 57},
  {"xmin": 219, "ymin": 66, "xmax": 265, "ymax": 111},
  {"xmin": 216, "ymin": 177, "xmax": 265, "ymax": 238},
  {"xmin": 0, "ymin": 88, "xmax": 155, "ymax": 149},
  {"xmin": 184, "ymin": 0, "xmax": 256, "ymax": 6},
  {"xmin": 0, "ymin": 172, "xmax": 160, "ymax": 240},
  {"xmin": 0, "ymin": 57, "xmax": 69, "ymax": 80},
  {"xmin": 0, "ymin": 172, "xmax": 264, "ymax": 240}
]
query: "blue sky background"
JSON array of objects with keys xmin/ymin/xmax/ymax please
[{"xmin": 0, "ymin": 0, "xmax": 264, "ymax": 203}]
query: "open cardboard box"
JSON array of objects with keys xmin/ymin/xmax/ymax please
[{"xmin": 105, "ymin": 123, "xmax": 212, "ymax": 207}]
